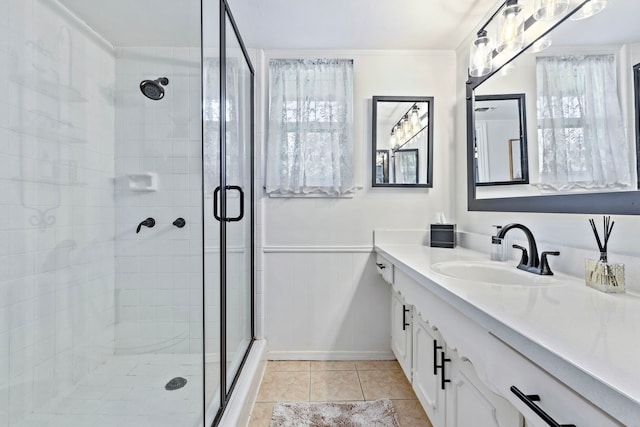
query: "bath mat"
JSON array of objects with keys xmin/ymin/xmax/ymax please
[{"xmin": 270, "ymin": 398, "xmax": 399, "ymax": 427}]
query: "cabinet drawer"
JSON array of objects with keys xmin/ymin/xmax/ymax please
[
  {"xmin": 376, "ymin": 254, "xmax": 394, "ymax": 284},
  {"xmin": 486, "ymin": 334, "xmax": 624, "ymax": 427}
]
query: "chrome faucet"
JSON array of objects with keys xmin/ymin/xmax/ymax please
[{"xmin": 493, "ymin": 223, "xmax": 559, "ymax": 275}]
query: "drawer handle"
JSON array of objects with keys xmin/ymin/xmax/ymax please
[
  {"xmin": 436, "ymin": 351, "xmax": 451, "ymax": 390},
  {"xmin": 433, "ymin": 340, "xmax": 442, "ymax": 375},
  {"xmin": 376, "ymin": 263, "xmax": 386, "ymax": 269},
  {"xmin": 402, "ymin": 305, "xmax": 410, "ymax": 330},
  {"xmin": 510, "ymin": 386, "xmax": 576, "ymax": 427}
]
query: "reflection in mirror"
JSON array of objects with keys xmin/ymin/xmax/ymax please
[
  {"xmin": 474, "ymin": 94, "xmax": 529, "ymax": 185},
  {"xmin": 372, "ymin": 96, "xmax": 433, "ymax": 187},
  {"xmin": 376, "ymin": 150, "xmax": 389, "ymax": 183},
  {"xmin": 469, "ymin": 0, "xmax": 640, "ymax": 204},
  {"xmin": 394, "ymin": 149, "xmax": 419, "ymax": 184}
]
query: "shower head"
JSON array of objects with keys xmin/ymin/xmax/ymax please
[{"xmin": 140, "ymin": 77, "xmax": 169, "ymax": 100}]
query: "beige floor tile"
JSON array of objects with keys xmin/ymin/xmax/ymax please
[
  {"xmin": 355, "ymin": 360, "xmax": 401, "ymax": 371},
  {"xmin": 265, "ymin": 360, "xmax": 310, "ymax": 373},
  {"xmin": 310, "ymin": 371, "xmax": 364, "ymax": 402},
  {"xmin": 256, "ymin": 371, "xmax": 310, "ymax": 402},
  {"xmin": 358, "ymin": 368, "xmax": 416, "ymax": 400},
  {"xmin": 310, "ymin": 361, "xmax": 356, "ymax": 371},
  {"xmin": 392, "ymin": 399, "xmax": 432, "ymax": 427},
  {"xmin": 247, "ymin": 403, "xmax": 274, "ymax": 427}
]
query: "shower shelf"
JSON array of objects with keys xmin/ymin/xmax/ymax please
[
  {"xmin": 11, "ymin": 177, "xmax": 88, "ymax": 186},
  {"xmin": 9, "ymin": 126, "xmax": 86, "ymax": 144},
  {"xmin": 10, "ymin": 74, "xmax": 86, "ymax": 102}
]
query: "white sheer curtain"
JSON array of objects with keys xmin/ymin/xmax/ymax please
[
  {"xmin": 536, "ymin": 55, "xmax": 631, "ymax": 190},
  {"xmin": 394, "ymin": 150, "xmax": 418, "ymax": 184},
  {"xmin": 266, "ymin": 59, "xmax": 355, "ymax": 196}
]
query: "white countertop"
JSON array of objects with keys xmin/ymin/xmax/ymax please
[{"xmin": 374, "ymin": 243, "xmax": 640, "ymax": 423}]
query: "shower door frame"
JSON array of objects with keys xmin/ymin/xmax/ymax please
[{"xmin": 203, "ymin": 0, "xmax": 256, "ymax": 425}]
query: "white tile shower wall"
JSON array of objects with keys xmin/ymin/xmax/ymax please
[
  {"xmin": 259, "ymin": 50, "xmax": 457, "ymax": 357},
  {"xmin": 114, "ymin": 47, "xmax": 203, "ymax": 355},
  {"xmin": 0, "ymin": 0, "xmax": 116, "ymax": 425}
]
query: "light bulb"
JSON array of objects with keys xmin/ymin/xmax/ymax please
[
  {"xmin": 402, "ymin": 115, "xmax": 411, "ymax": 136},
  {"xmin": 533, "ymin": 0, "xmax": 569, "ymax": 21},
  {"xmin": 497, "ymin": 1, "xmax": 524, "ymax": 53},
  {"xmin": 410, "ymin": 106, "xmax": 420, "ymax": 128},
  {"xmin": 570, "ymin": 0, "xmax": 607, "ymax": 20},
  {"xmin": 469, "ymin": 30, "xmax": 493, "ymax": 77},
  {"xmin": 389, "ymin": 132, "xmax": 396, "ymax": 148},
  {"xmin": 396, "ymin": 124, "xmax": 404, "ymax": 141}
]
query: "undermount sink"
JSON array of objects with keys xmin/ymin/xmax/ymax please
[{"xmin": 430, "ymin": 260, "xmax": 562, "ymax": 286}]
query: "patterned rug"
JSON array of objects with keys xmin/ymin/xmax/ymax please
[{"xmin": 270, "ymin": 398, "xmax": 400, "ymax": 427}]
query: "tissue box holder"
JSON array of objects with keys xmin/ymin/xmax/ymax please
[
  {"xmin": 430, "ymin": 224, "xmax": 456, "ymax": 248},
  {"xmin": 584, "ymin": 259, "xmax": 625, "ymax": 293}
]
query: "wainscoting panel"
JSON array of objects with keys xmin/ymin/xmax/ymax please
[{"xmin": 264, "ymin": 248, "xmax": 392, "ymax": 360}]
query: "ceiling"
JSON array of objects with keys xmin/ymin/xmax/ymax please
[
  {"xmin": 228, "ymin": 0, "xmax": 498, "ymax": 50},
  {"xmin": 57, "ymin": 0, "xmax": 497, "ymax": 50}
]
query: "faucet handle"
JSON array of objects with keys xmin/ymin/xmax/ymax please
[
  {"xmin": 512, "ymin": 244, "xmax": 529, "ymax": 267},
  {"xmin": 540, "ymin": 251, "xmax": 560, "ymax": 275}
]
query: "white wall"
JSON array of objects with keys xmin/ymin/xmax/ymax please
[
  {"xmin": 455, "ymin": 23, "xmax": 640, "ymax": 293},
  {"xmin": 114, "ymin": 47, "xmax": 203, "ymax": 355},
  {"xmin": 259, "ymin": 50, "xmax": 457, "ymax": 358},
  {"xmin": 0, "ymin": 0, "xmax": 115, "ymax": 424}
]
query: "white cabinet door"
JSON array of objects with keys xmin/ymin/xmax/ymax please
[
  {"xmin": 446, "ymin": 355, "xmax": 521, "ymax": 427},
  {"xmin": 412, "ymin": 314, "xmax": 446, "ymax": 427},
  {"xmin": 391, "ymin": 289, "xmax": 412, "ymax": 379}
]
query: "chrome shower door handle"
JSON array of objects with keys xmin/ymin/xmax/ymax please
[{"xmin": 213, "ymin": 185, "xmax": 244, "ymax": 222}]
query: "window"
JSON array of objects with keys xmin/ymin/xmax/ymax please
[
  {"xmin": 266, "ymin": 59, "xmax": 355, "ymax": 196},
  {"xmin": 536, "ymin": 55, "xmax": 631, "ymax": 190}
]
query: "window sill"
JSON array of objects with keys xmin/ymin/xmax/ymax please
[{"xmin": 265, "ymin": 186, "xmax": 362, "ymax": 198}]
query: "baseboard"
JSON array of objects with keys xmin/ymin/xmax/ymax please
[{"xmin": 267, "ymin": 350, "xmax": 395, "ymax": 361}]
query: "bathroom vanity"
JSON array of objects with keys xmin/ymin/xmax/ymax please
[{"xmin": 374, "ymin": 240, "xmax": 639, "ymax": 427}]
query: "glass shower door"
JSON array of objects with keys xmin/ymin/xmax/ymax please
[
  {"xmin": 203, "ymin": 0, "xmax": 254, "ymax": 424},
  {"xmin": 222, "ymin": 13, "xmax": 253, "ymax": 393}
]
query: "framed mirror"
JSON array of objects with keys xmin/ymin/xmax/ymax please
[
  {"xmin": 372, "ymin": 96, "xmax": 433, "ymax": 187},
  {"xmin": 474, "ymin": 94, "xmax": 529, "ymax": 186},
  {"xmin": 466, "ymin": 0, "xmax": 640, "ymax": 214}
]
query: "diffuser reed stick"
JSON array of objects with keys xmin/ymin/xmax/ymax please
[
  {"xmin": 588, "ymin": 216, "xmax": 614, "ymax": 263},
  {"xmin": 586, "ymin": 216, "xmax": 624, "ymax": 292}
]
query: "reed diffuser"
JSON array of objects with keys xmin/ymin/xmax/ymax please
[{"xmin": 585, "ymin": 216, "xmax": 625, "ymax": 293}]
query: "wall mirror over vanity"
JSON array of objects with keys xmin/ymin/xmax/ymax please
[
  {"xmin": 467, "ymin": 0, "xmax": 640, "ymax": 214},
  {"xmin": 372, "ymin": 96, "xmax": 434, "ymax": 187}
]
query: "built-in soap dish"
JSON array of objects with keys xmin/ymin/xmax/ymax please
[{"xmin": 127, "ymin": 172, "xmax": 158, "ymax": 191}]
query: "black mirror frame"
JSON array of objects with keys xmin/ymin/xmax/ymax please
[
  {"xmin": 474, "ymin": 93, "xmax": 529, "ymax": 187},
  {"xmin": 372, "ymin": 95, "xmax": 434, "ymax": 188},
  {"xmin": 465, "ymin": 3, "xmax": 640, "ymax": 215}
]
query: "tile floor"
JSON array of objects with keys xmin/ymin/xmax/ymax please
[{"xmin": 248, "ymin": 360, "xmax": 432, "ymax": 427}]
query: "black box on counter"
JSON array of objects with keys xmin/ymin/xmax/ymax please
[{"xmin": 430, "ymin": 224, "xmax": 456, "ymax": 248}]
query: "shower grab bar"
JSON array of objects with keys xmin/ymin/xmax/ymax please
[{"xmin": 213, "ymin": 185, "xmax": 245, "ymax": 222}]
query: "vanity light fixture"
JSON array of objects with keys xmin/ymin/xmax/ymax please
[
  {"xmin": 388, "ymin": 103, "xmax": 425, "ymax": 151},
  {"xmin": 469, "ymin": 30, "xmax": 494, "ymax": 77},
  {"xmin": 531, "ymin": 35, "xmax": 552, "ymax": 52},
  {"xmin": 497, "ymin": 0, "xmax": 525, "ymax": 53},
  {"xmin": 410, "ymin": 105, "xmax": 420, "ymax": 129},
  {"xmin": 570, "ymin": 0, "xmax": 607, "ymax": 20},
  {"xmin": 533, "ymin": 0, "xmax": 569, "ymax": 21}
]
